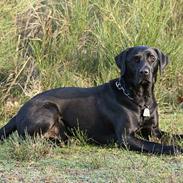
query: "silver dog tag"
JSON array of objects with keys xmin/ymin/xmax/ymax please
[{"xmin": 143, "ymin": 108, "xmax": 150, "ymax": 117}]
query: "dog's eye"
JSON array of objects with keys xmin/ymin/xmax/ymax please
[
  {"xmin": 150, "ymin": 55, "xmax": 156, "ymax": 62},
  {"xmin": 134, "ymin": 56, "xmax": 140, "ymax": 63}
]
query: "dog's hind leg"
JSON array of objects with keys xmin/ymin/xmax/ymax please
[
  {"xmin": 16, "ymin": 102, "xmax": 67, "ymax": 143},
  {"xmin": 43, "ymin": 117, "xmax": 68, "ymax": 143}
]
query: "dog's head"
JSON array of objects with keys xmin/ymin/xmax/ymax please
[{"xmin": 115, "ymin": 46, "xmax": 169, "ymax": 87}]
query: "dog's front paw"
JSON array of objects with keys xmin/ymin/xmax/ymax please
[{"xmin": 174, "ymin": 146, "xmax": 183, "ymax": 155}]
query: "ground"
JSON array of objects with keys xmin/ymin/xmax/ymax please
[{"xmin": 0, "ymin": 111, "xmax": 183, "ymax": 183}]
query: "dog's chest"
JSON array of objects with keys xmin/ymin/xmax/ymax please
[{"xmin": 131, "ymin": 108, "xmax": 153, "ymax": 130}]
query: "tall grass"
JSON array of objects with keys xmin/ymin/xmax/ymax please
[{"xmin": 0, "ymin": 0, "xmax": 183, "ymax": 121}]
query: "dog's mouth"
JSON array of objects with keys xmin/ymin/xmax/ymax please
[
  {"xmin": 135, "ymin": 77, "xmax": 152, "ymax": 86},
  {"xmin": 141, "ymin": 78, "xmax": 151, "ymax": 84}
]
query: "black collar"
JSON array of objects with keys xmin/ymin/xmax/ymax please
[{"xmin": 115, "ymin": 78, "xmax": 157, "ymax": 114}]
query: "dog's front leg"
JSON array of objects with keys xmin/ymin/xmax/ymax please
[
  {"xmin": 152, "ymin": 128, "xmax": 183, "ymax": 141},
  {"xmin": 118, "ymin": 134, "xmax": 183, "ymax": 155}
]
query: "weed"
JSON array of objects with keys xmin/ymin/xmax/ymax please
[
  {"xmin": 4, "ymin": 133, "xmax": 53, "ymax": 162},
  {"xmin": 68, "ymin": 126, "xmax": 89, "ymax": 146}
]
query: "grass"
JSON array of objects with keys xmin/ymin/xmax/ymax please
[
  {"xmin": 3, "ymin": 133, "xmax": 54, "ymax": 162},
  {"xmin": 0, "ymin": 0, "xmax": 183, "ymax": 108},
  {"xmin": 0, "ymin": 111, "xmax": 183, "ymax": 182},
  {"xmin": 0, "ymin": 0, "xmax": 183, "ymax": 182}
]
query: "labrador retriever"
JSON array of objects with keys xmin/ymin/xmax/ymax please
[{"xmin": 0, "ymin": 45, "xmax": 183, "ymax": 155}]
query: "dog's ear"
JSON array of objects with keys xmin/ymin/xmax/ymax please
[
  {"xmin": 115, "ymin": 48, "xmax": 129, "ymax": 76},
  {"xmin": 154, "ymin": 48, "xmax": 169, "ymax": 74}
]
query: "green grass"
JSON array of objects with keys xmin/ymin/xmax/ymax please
[
  {"xmin": 0, "ymin": 0, "xmax": 182, "ymax": 108},
  {"xmin": 0, "ymin": 0, "xmax": 183, "ymax": 182},
  {"xmin": 0, "ymin": 112, "xmax": 183, "ymax": 182}
]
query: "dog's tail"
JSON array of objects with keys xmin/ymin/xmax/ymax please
[{"xmin": 0, "ymin": 116, "xmax": 17, "ymax": 141}]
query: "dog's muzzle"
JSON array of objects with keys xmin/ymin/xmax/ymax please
[{"xmin": 138, "ymin": 67, "xmax": 152, "ymax": 83}]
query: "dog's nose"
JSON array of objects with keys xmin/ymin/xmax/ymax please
[{"xmin": 140, "ymin": 68, "xmax": 150, "ymax": 76}]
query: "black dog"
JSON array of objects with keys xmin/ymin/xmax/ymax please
[{"xmin": 0, "ymin": 46, "xmax": 183, "ymax": 155}]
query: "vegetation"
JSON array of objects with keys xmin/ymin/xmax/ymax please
[{"xmin": 0, "ymin": 0, "xmax": 183, "ymax": 182}]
